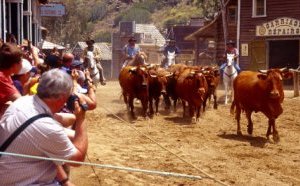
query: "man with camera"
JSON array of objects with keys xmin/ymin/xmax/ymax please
[{"xmin": 0, "ymin": 69, "xmax": 88, "ymax": 185}]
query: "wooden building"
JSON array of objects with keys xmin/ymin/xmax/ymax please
[
  {"xmin": 112, "ymin": 21, "xmax": 166, "ymax": 78},
  {"xmin": 0, "ymin": 0, "xmax": 47, "ymax": 45},
  {"xmin": 239, "ymin": 0, "xmax": 300, "ymax": 70},
  {"xmin": 186, "ymin": 0, "xmax": 300, "ymax": 70},
  {"xmin": 72, "ymin": 42, "xmax": 113, "ymax": 79}
]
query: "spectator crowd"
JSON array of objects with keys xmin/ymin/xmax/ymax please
[{"xmin": 0, "ymin": 34, "xmax": 98, "ymax": 186}]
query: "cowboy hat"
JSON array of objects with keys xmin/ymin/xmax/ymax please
[
  {"xmin": 128, "ymin": 36, "xmax": 137, "ymax": 42},
  {"xmin": 227, "ymin": 40, "xmax": 235, "ymax": 45},
  {"xmin": 85, "ymin": 37, "xmax": 95, "ymax": 44}
]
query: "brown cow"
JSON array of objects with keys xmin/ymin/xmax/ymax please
[
  {"xmin": 119, "ymin": 66, "xmax": 149, "ymax": 119},
  {"xmin": 176, "ymin": 68, "xmax": 208, "ymax": 123},
  {"xmin": 202, "ymin": 66, "xmax": 220, "ymax": 110},
  {"xmin": 230, "ymin": 69, "xmax": 293, "ymax": 142},
  {"xmin": 148, "ymin": 67, "xmax": 173, "ymax": 116},
  {"xmin": 163, "ymin": 64, "xmax": 188, "ymax": 111}
]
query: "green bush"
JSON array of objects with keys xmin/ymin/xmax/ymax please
[
  {"xmin": 114, "ymin": 7, "xmax": 151, "ymax": 26},
  {"xmin": 94, "ymin": 31, "xmax": 111, "ymax": 43}
]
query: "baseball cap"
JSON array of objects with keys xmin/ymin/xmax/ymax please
[{"xmin": 17, "ymin": 58, "xmax": 33, "ymax": 75}]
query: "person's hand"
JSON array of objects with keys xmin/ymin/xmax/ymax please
[
  {"xmin": 71, "ymin": 69, "xmax": 79, "ymax": 80},
  {"xmin": 73, "ymin": 96, "xmax": 86, "ymax": 122}
]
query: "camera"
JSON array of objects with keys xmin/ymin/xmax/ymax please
[{"xmin": 66, "ymin": 94, "xmax": 88, "ymax": 112}]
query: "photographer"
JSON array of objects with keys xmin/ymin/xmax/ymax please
[{"xmin": 0, "ymin": 69, "xmax": 88, "ymax": 185}]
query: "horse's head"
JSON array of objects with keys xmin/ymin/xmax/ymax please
[
  {"xmin": 226, "ymin": 54, "xmax": 235, "ymax": 66},
  {"xmin": 167, "ymin": 51, "xmax": 176, "ymax": 66},
  {"xmin": 134, "ymin": 52, "xmax": 147, "ymax": 65}
]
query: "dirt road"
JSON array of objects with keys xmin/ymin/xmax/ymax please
[{"xmin": 70, "ymin": 81, "xmax": 300, "ymax": 186}]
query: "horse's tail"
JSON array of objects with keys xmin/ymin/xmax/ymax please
[{"xmin": 230, "ymin": 99, "xmax": 236, "ymax": 115}]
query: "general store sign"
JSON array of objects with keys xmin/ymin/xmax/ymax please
[
  {"xmin": 40, "ymin": 3, "xmax": 65, "ymax": 17},
  {"xmin": 256, "ymin": 17, "xmax": 300, "ymax": 36}
]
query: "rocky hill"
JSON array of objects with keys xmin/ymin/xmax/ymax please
[{"xmin": 43, "ymin": 0, "xmax": 217, "ymax": 46}]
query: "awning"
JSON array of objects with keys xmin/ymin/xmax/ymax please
[
  {"xmin": 38, "ymin": 0, "xmax": 48, "ymax": 4},
  {"xmin": 41, "ymin": 40, "xmax": 65, "ymax": 50}
]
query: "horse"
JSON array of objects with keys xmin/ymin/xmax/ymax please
[
  {"xmin": 84, "ymin": 51, "xmax": 100, "ymax": 86},
  {"xmin": 223, "ymin": 53, "xmax": 238, "ymax": 104},
  {"xmin": 125, "ymin": 52, "xmax": 148, "ymax": 67},
  {"xmin": 162, "ymin": 51, "xmax": 176, "ymax": 69}
]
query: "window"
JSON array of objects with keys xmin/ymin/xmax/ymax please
[
  {"xmin": 253, "ymin": 0, "xmax": 266, "ymax": 17},
  {"xmin": 228, "ymin": 6, "xmax": 237, "ymax": 24}
]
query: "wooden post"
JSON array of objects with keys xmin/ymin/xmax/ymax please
[
  {"xmin": 194, "ymin": 37, "xmax": 199, "ymax": 66},
  {"xmin": 293, "ymin": 71, "xmax": 299, "ymax": 97}
]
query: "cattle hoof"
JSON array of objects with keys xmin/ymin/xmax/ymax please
[
  {"xmin": 191, "ymin": 117, "xmax": 197, "ymax": 124},
  {"xmin": 273, "ymin": 135, "xmax": 280, "ymax": 143},
  {"xmin": 247, "ymin": 127, "xmax": 253, "ymax": 135},
  {"xmin": 237, "ymin": 131, "xmax": 242, "ymax": 136}
]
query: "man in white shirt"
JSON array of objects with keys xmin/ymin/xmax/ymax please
[{"xmin": 0, "ymin": 69, "xmax": 88, "ymax": 185}]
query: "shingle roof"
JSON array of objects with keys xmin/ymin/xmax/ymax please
[
  {"xmin": 135, "ymin": 24, "xmax": 166, "ymax": 47},
  {"xmin": 74, "ymin": 42, "xmax": 112, "ymax": 60},
  {"xmin": 41, "ymin": 40, "xmax": 65, "ymax": 50}
]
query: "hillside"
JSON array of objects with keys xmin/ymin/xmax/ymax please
[{"xmin": 43, "ymin": 0, "xmax": 208, "ymax": 46}]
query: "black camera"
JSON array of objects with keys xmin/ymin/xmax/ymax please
[{"xmin": 66, "ymin": 94, "xmax": 88, "ymax": 112}]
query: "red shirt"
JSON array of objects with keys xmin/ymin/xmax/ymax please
[{"xmin": 0, "ymin": 71, "xmax": 19, "ymax": 116}]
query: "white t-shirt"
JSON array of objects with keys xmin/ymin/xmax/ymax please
[{"xmin": 0, "ymin": 95, "xmax": 77, "ymax": 186}]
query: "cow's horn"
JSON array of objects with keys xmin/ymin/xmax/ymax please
[
  {"xmin": 280, "ymin": 67, "xmax": 287, "ymax": 72},
  {"xmin": 150, "ymin": 74, "xmax": 157, "ymax": 78},
  {"xmin": 130, "ymin": 67, "xmax": 137, "ymax": 71},
  {"xmin": 258, "ymin": 70, "xmax": 267, "ymax": 74},
  {"xmin": 165, "ymin": 72, "xmax": 173, "ymax": 77}
]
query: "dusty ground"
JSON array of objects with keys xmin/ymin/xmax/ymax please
[{"xmin": 70, "ymin": 81, "xmax": 300, "ymax": 186}]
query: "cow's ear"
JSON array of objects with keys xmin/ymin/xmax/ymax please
[
  {"xmin": 257, "ymin": 73, "xmax": 267, "ymax": 80},
  {"xmin": 282, "ymin": 71, "xmax": 293, "ymax": 79},
  {"xmin": 214, "ymin": 70, "xmax": 220, "ymax": 76}
]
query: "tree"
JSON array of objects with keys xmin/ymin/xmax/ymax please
[{"xmin": 195, "ymin": 0, "xmax": 231, "ymax": 48}]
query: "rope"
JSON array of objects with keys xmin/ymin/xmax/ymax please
[
  {"xmin": 86, "ymin": 154, "xmax": 102, "ymax": 185},
  {"xmin": 100, "ymin": 106, "xmax": 229, "ymax": 186},
  {"xmin": 0, "ymin": 151, "xmax": 201, "ymax": 180}
]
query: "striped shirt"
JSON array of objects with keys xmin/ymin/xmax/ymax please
[{"xmin": 0, "ymin": 95, "xmax": 77, "ymax": 185}]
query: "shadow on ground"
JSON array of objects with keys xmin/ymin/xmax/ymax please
[{"xmin": 218, "ymin": 133, "xmax": 268, "ymax": 148}]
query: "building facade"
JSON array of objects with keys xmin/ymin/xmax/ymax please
[
  {"xmin": 239, "ymin": 0, "xmax": 300, "ymax": 70},
  {"xmin": 0, "ymin": 0, "xmax": 46, "ymax": 46},
  {"xmin": 186, "ymin": 0, "xmax": 300, "ymax": 70},
  {"xmin": 112, "ymin": 21, "xmax": 166, "ymax": 78}
]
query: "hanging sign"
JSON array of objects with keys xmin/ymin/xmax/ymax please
[
  {"xmin": 40, "ymin": 3, "xmax": 65, "ymax": 17},
  {"xmin": 256, "ymin": 17, "xmax": 300, "ymax": 36}
]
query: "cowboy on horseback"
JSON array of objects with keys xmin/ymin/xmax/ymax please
[
  {"xmin": 122, "ymin": 36, "xmax": 146, "ymax": 68},
  {"xmin": 82, "ymin": 37, "xmax": 106, "ymax": 85},
  {"xmin": 161, "ymin": 39, "xmax": 180, "ymax": 68},
  {"xmin": 219, "ymin": 40, "xmax": 241, "ymax": 75}
]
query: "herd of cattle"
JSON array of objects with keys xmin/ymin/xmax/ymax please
[{"xmin": 118, "ymin": 64, "xmax": 293, "ymax": 142}]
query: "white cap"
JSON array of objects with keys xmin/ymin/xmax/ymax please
[{"xmin": 17, "ymin": 58, "xmax": 33, "ymax": 75}]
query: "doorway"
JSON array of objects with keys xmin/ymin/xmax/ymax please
[{"xmin": 269, "ymin": 40, "xmax": 299, "ymax": 69}]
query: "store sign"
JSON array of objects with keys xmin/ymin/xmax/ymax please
[
  {"xmin": 256, "ymin": 17, "xmax": 300, "ymax": 36},
  {"xmin": 241, "ymin": 43, "xmax": 248, "ymax": 56},
  {"xmin": 40, "ymin": 3, "xmax": 65, "ymax": 17}
]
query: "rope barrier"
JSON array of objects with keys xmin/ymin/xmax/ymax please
[
  {"xmin": 0, "ymin": 151, "xmax": 202, "ymax": 180},
  {"xmin": 100, "ymin": 106, "xmax": 229, "ymax": 186}
]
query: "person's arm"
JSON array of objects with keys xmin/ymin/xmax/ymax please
[
  {"xmin": 31, "ymin": 45, "xmax": 41, "ymax": 66},
  {"xmin": 66, "ymin": 101, "xmax": 88, "ymax": 165},
  {"xmin": 54, "ymin": 113, "xmax": 76, "ymax": 128},
  {"xmin": 56, "ymin": 165, "xmax": 75, "ymax": 186}
]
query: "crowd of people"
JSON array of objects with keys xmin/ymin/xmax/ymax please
[{"xmin": 0, "ymin": 35, "xmax": 101, "ymax": 185}]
